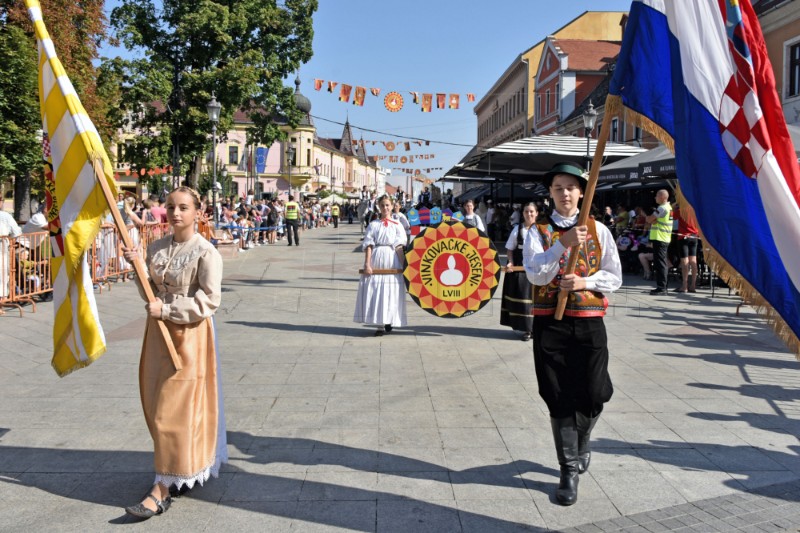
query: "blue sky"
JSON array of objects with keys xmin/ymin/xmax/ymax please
[{"xmin": 101, "ymin": 0, "xmax": 634, "ymax": 187}]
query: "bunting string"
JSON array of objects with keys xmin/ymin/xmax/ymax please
[{"xmin": 313, "ymin": 78, "xmax": 475, "ymax": 111}]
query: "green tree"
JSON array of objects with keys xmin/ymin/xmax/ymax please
[
  {"xmin": 198, "ymin": 159, "xmax": 233, "ymax": 197},
  {"xmin": 6, "ymin": 0, "xmax": 115, "ymax": 144},
  {"xmin": 0, "ymin": 23, "xmax": 40, "ymax": 218},
  {"xmin": 2, "ymin": 0, "xmax": 113, "ymax": 218},
  {"xmin": 108, "ymin": 0, "xmax": 317, "ymax": 187}
]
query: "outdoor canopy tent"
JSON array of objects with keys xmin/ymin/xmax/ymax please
[
  {"xmin": 455, "ymin": 182, "xmax": 548, "ymax": 204},
  {"xmin": 443, "ymin": 133, "xmax": 648, "ymax": 182},
  {"xmin": 598, "ymin": 145, "xmax": 674, "ymax": 182},
  {"xmin": 317, "ymin": 195, "xmax": 343, "ymax": 204}
]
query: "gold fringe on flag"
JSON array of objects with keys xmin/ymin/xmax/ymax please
[
  {"xmin": 605, "ymin": 95, "xmax": 674, "ymax": 152},
  {"xmin": 612, "ymin": 92, "xmax": 800, "ymax": 358},
  {"xmin": 700, "ymin": 234, "xmax": 800, "ymax": 359}
]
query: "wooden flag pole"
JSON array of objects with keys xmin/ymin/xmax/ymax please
[
  {"xmin": 359, "ymin": 268, "xmax": 403, "ymax": 275},
  {"xmin": 554, "ymin": 100, "xmax": 618, "ymax": 321},
  {"xmin": 91, "ymin": 159, "xmax": 182, "ymax": 371}
]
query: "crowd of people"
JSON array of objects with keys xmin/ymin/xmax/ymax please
[
  {"xmin": 595, "ymin": 192, "xmax": 701, "ymax": 295},
  {"xmin": 208, "ymin": 192, "xmax": 353, "ymax": 249}
]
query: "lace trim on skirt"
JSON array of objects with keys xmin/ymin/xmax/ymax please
[{"xmin": 153, "ymin": 451, "xmax": 226, "ymax": 491}]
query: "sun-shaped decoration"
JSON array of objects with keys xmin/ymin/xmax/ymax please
[
  {"xmin": 384, "ymin": 91, "xmax": 404, "ymax": 112},
  {"xmin": 404, "ymin": 221, "xmax": 501, "ymax": 318}
]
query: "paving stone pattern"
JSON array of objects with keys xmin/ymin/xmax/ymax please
[{"xmin": 1, "ymin": 223, "xmax": 799, "ymax": 532}]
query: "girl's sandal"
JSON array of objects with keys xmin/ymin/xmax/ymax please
[{"xmin": 125, "ymin": 493, "xmax": 172, "ymax": 519}]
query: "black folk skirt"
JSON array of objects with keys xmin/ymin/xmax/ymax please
[{"xmin": 500, "ymin": 271, "xmax": 534, "ymax": 333}]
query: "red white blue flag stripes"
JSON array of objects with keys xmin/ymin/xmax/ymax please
[{"xmin": 609, "ymin": 0, "xmax": 800, "ymax": 356}]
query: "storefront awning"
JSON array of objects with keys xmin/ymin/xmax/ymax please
[
  {"xmin": 444, "ymin": 134, "xmax": 647, "ymax": 182},
  {"xmin": 598, "ymin": 145, "xmax": 674, "ymax": 182}
]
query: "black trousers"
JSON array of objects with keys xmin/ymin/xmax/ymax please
[
  {"xmin": 332, "ymin": 216, "xmax": 339, "ymax": 228},
  {"xmin": 286, "ymin": 219, "xmax": 300, "ymax": 245},
  {"xmin": 652, "ymin": 240, "xmax": 669, "ymax": 291},
  {"xmin": 532, "ymin": 316, "xmax": 613, "ymax": 419}
]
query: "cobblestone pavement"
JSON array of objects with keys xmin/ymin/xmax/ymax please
[{"xmin": 1, "ymin": 222, "xmax": 799, "ymax": 532}]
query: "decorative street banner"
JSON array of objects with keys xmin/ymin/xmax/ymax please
[
  {"xmin": 313, "ymin": 78, "xmax": 475, "ymax": 112},
  {"xmin": 256, "ymin": 147, "xmax": 268, "ymax": 174},
  {"xmin": 404, "ymin": 221, "xmax": 501, "ymax": 318}
]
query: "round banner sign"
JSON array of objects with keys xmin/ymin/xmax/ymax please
[
  {"xmin": 404, "ymin": 221, "xmax": 501, "ymax": 318},
  {"xmin": 384, "ymin": 91, "xmax": 404, "ymax": 112}
]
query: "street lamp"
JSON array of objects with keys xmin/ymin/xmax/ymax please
[
  {"xmin": 207, "ymin": 92, "xmax": 221, "ymax": 224},
  {"xmin": 582, "ymin": 100, "xmax": 598, "ymax": 171},
  {"xmin": 286, "ymin": 144, "xmax": 295, "ymax": 197}
]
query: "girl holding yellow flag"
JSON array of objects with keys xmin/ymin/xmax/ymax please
[{"xmin": 122, "ymin": 187, "xmax": 226, "ymax": 519}]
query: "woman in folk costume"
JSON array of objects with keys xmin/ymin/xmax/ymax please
[
  {"xmin": 122, "ymin": 187, "xmax": 227, "ymax": 519},
  {"xmin": 461, "ymin": 198, "xmax": 486, "ymax": 232},
  {"xmin": 501, "ymin": 202, "xmax": 539, "ymax": 341},
  {"xmin": 354, "ymin": 194, "xmax": 408, "ymax": 336},
  {"xmin": 522, "ymin": 163, "xmax": 621, "ymax": 506}
]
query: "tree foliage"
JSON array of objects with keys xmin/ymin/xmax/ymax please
[
  {"xmin": 1, "ymin": 0, "xmax": 113, "ymax": 216},
  {"xmin": 107, "ymin": 0, "xmax": 317, "ymax": 182},
  {"xmin": 5, "ymin": 0, "xmax": 115, "ymax": 144},
  {"xmin": 0, "ymin": 23, "xmax": 39, "ymax": 186}
]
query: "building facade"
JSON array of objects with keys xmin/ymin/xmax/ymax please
[
  {"xmin": 533, "ymin": 38, "xmax": 621, "ymax": 135},
  {"xmin": 755, "ymin": 0, "xmax": 800, "ymax": 126},
  {"xmin": 111, "ymin": 78, "xmax": 382, "ymax": 200}
]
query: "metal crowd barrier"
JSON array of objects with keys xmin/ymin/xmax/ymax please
[
  {"xmin": 0, "ymin": 232, "xmax": 52, "ymax": 316},
  {"xmin": 90, "ymin": 223, "xmax": 172, "ymax": 292},
  {"xmin": 0, "ymin": 222, "xmax": 173, "ymax": 316}
]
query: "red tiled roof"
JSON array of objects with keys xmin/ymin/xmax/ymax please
[
  {"xmin": 315, "ymin": 137, "xmax": 342, "ymax": 152},
  {"xmin": 384, "ymin": 184, "xmax": 398, "ymax": 195},
  {"xmin": 553, "ymin": 39, "xmax": 621, "ymax": 71}
]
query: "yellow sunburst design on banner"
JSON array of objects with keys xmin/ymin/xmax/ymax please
[{"xmin": 404, "ymin": 221, "xmax": 501, "ymax": 318}]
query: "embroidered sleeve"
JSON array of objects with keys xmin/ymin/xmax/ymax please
[
  {"xmin": 504, "ymin": 226, "xmax": 518, "ymax": 252},
  {"xmin": 522, "ymin": 228, "xmax": 567, "ymax": 286}
]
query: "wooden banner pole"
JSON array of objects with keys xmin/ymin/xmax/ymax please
[
  {"xmin": 359, "ymin": 268, "xmax": 404, "ymax": 275},
  {"xmin": 92, "ymin": 160, "xmax": 182, "ymax": 370},
  {"xmin": 554, "ymin": 98, "xmax": 618, "ymax": 321}
]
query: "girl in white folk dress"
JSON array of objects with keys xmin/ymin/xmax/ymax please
[{"xmin": 354, "ymin": 194, "xmax": 408, "ymax": 336}]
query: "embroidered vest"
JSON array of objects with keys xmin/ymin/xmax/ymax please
[{"xmin": 533, "ymin": 217, "xmax": 608, "ymax": 317}]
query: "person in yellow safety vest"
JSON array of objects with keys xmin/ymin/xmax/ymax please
[
  {"xmin": 331, "ymin": 203, "xmax": 340, "ymax": 229},
  {"xmin": 645, "ymin": 189, "xmax": 673, "ymax": 295},
  {"xmin": 284, "ymin": 195, "xmax": 300, "ymax": 246}
]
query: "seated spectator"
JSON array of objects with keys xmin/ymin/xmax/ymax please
[
  {"xmin": 614, "ymin": 204, "xmax": 630, "ymax": 236},
  {"xmin": 1, "ymin": 210, "xmax": 23, "ymax": 303},
  {"xmin": 14, "ymin": 241, "xmax": 46, "ymax": 294}
]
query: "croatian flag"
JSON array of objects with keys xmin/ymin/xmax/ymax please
[{"xmin": 610, "ymin": 0, "xmax": 800, "ymax": 355}]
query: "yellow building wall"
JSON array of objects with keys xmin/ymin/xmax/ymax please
[
  {"xmin": 764, "ymin": 25, "xmax": 799, "ymax": 101},
  {"xmin": 522, "ymin": 11, "xmax": 627, "ymax": 133}
]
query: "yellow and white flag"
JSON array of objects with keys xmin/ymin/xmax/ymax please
[{"xmin": 25, "ymin": 0, "xmax": 116, "ymax": 376}]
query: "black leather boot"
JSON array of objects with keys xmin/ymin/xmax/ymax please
[
  {"xmin": 550, "ymin": 416, "xmax": 580, "ymax": 506},
  {"xmin": 576, "ymin": 411, "xmax": 600, "ymax": 474}
]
